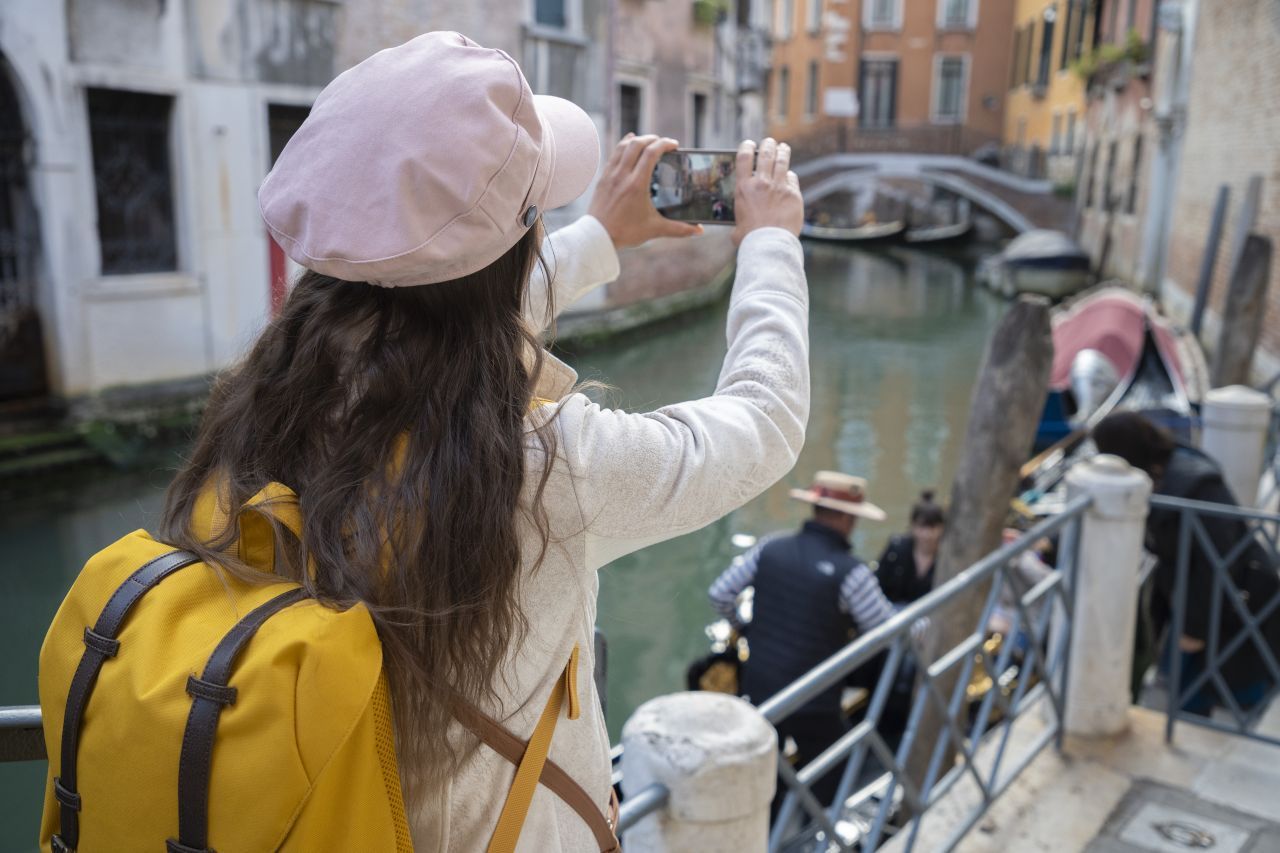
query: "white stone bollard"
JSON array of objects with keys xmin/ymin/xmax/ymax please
[
  {"xmin": 1201, "ymin": 385, "xmax": 1272, "ymax": 508},
  {"xmin": 620, "ymin": 692, "xmax": 776, "ymax": 853},
  {"xmin": 1064, "ymin": 454, "xmax": 1152, "ymax": 737}
]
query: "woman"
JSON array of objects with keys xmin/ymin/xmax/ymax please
[
  {"xmin": 875, "ymin": 490, "xmax": 946, "ymax": 605},
  {"xmin": 1093, "ymin": 412, "xmax": 1280, "ymax": 715},
  {"xmin": 160, "ymin": 33, "xmax": 809, "ymax": 851}
]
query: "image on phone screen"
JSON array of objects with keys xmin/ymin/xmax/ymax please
[{"xmin": 651, "ymin": 150, "xmax": 737, "ymax": 225}]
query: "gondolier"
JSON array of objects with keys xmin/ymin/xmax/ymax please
[{"xmin": 707, "ymin": 470, "xmax": 897, "ymax": 809}]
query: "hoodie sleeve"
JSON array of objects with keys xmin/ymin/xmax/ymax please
[
  {"xmin": 553, "ymin": 227, "xmax": 810, "ymax": 571},
  {"xmin": 523, "ymin": 216, "xmax": 621, "ymax": 335}
]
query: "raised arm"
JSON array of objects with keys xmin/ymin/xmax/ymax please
[
  {"xmin": 556, "ymin": 139, "xmax": 809, "ymax": 570},
  {"xmin": 524, "ymin": 135, "xmax": 702, "ymax": 334}
]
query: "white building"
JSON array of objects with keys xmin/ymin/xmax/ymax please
[{"xmin": 0, "ymin": 0, "xmax": 614, "ymax": 403}]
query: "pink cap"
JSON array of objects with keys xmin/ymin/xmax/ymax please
[{"xmin": 258, "ymin": 32, "xmax": 601, "ymax": 287}]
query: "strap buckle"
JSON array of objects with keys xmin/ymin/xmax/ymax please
[{"xmin": 51, "ymin": 834, "xmax": 73, "ymax": 853}]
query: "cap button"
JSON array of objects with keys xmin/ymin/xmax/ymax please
[{"xmin": 523, "ymin": 205, "xmax": 539, "ymax": 228}]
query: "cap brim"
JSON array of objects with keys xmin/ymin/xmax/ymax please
[
  {"xmin": 788, "ymin": 488, "xmax": 888, "ymax": 522},
  {"xmin": 534, "ymin": 94, "xmax": 600, "ymax": 211}
]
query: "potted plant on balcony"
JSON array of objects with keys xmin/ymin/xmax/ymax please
[{"xmin": 693, "ymin": 0, "xmax": 729, "ymax": 25}]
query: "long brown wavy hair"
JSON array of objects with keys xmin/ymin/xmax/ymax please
[{"xmin": 160, "ymin": 226, "xmax": 557, "ymax": 800}]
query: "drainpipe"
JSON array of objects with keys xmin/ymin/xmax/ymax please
[
  {"xmin": 1137, "ymin": 0, "xmax": 1197, "ymax": 299},
  {"xmin": 606, "ymin": 0, "xmax": 617, "ymax": 143}
]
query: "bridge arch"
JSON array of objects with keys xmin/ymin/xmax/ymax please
[{"xmin": 796, "ymin": 153, "xmax": 1053, "ymax": 235}]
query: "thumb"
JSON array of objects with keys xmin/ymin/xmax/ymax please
[{"xmin": 658, "ymin": 219, "xmax": 703, "ymax": 239}]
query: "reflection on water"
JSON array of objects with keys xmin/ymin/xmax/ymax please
[{"xmin": 0, "ymin": 243, "xmax": 1002, "ymax": 848}]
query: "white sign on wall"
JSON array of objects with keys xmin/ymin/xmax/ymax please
[{"xmin": 823, "ymin": 88, "xmax": 859, "ymax": 118}]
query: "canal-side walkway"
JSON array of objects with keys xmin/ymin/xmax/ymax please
[{"xmin": 898, "ymin": 700, "xmax": 1280, "ymax": 852}]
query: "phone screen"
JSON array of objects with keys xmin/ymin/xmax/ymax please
[{"xmin": 651, "ymin": 149, "xmax": 738, "ymax": 224}]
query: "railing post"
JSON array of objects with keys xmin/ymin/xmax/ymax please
[
  {"xmin": 1064, "ymin": 454, "xmax": 1152, "ymax": 737},
  {"xmin": 1201, "ymin": 385, "xmax": 1272, "ymax": 508},
  {"xmin": 620, "ymin": 692, "xmax": 776, "ymax": 852}
]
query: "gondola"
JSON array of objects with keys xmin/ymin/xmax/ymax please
[
  {"xmin": 902, "ymin": 219, "xmax": 973, "ymax": 246},
  {"xmin": 800, "ymin": 220, "xmax": 907, "ymax": 244},
  {"xmin": 1022, "ymin": 287, "xmax": 1209, "ymax": 507}
]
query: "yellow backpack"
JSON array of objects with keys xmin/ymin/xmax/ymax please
[
  {"xmin": 38, "ymin": 482, "xmax": 621, "ymax": 852},
  {"xmin": 38, "ymin": 483, "xmax": 412, "ymax": 852}
]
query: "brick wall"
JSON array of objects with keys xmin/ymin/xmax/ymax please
[{"xmin": 1165, "ymin": 0, "xmax": 1280, "ymax": 364}]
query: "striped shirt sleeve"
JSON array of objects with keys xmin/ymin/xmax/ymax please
[
  {"xmin": 839, "ymin": 563, "xmax": 898, "ymax": 632},
  {"xmin": 708, "ymin": 536, "xmax": 775, "ymax": 627}
]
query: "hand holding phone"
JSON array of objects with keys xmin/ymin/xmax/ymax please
[
  {"xmin": 651, "ymin": 140, "xmax": 803, "ymax": 242},
  {"xmin": 587, "ymin": 135, "xmax": 703, "ymax": 249}
]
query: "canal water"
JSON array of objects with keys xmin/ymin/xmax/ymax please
[{"xmin": 0, "ymin": 241, "xmax": 1002, "ymax": 850}]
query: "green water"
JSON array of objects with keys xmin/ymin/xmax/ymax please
[{"xmin": 0, "ymin": 242, "xmax": 1002, "ymax": 850}]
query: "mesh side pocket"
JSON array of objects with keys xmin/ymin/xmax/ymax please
[{"xmin": 372, "ymin": 669, "xmax": 413, "ymax": 852}]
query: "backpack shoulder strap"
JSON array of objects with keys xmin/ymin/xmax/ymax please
[
  {"xmin": 454, "ymin": 645, "xmax": 619, "ymax": 853},
  {"xmin": 52, "ymin": 550, "xmax": 201, "ymax": 853},
  {"xmin": 169, "ymin": 586, "xmax": 308, "ymax": 853}
]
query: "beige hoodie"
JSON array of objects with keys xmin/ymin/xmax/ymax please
[{"xmin": 410, "ymin": 215, "xmax": 810, "ymax": 851}]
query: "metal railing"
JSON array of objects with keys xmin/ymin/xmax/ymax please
[
  {"xmin": 617, "ymin": 496, "xmax": 1091, "ymax": 850},
  {"xmin": 1152, "ymin": 493, "xmax": 1280, "ymax": 747}
]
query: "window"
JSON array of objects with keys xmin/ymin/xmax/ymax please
[
  {"xmin": 268, "ymin": 104, "xmax": 310, "ymax": 164},
  {"xmin": 777, "ymin": 66, "xmax": 790, "ymax": 119},
  {"xmin": 859, "ymin": 58, "xmax": 897, "ymax": 128},
  {"xmin": 934, "ymin": 56, "xmax": 966, "ymax": 123},
  {"xmin": 1065, "ymin": 109, "xmax": 1077, "ymax": 153},
  {"xmin": 88, "ymin": 88, "xmax": 177, "ymax": 275},
  {"xmin": 1037, "ymin": 6, "xmax": 1056, "ymax": 87},
  {"xmin": 807, "ymin": 0, "xmax": 821, "ymax": 32},
  {"xmin": 865, "ymin": 0, "xmax": 899, "ymax": 30},
  {"xmin": 1010, "ymin": 27, "xmax": 1024, "ymax": 90},
  {"xmin": 619, "ymin": 83, "xmax": 643, "ymax": 136},
  {"xmin": 535, "ymin": 0, "xmax": 566, "ymax": 27},
  {"xmin": 779, "ymin": 0, "xmax": 794, "ymax": 38},
  {"xmin": 805, "ymin": 61, "xmax": 819, "ymax": 117},
  {"xmin": 1127, "ymin": 136, "xmax": 1143, "ymax": 214},
  {"xmin": 1103, "ymin": 140, "xmax": 1117, "ymax": 209},
  {"xmin": 692, "ymin": 92, "xmax": 708, "ymax": 147},
  {"xmin": 939, "ymin": 0, "xmax": 973, "ymax": 29},
  {"xmin": 1022, "ymin": 21, "xmax": 1036, "ymax": 85},
  {"xmin": 1084, "ymin": 142, "xmax": 1098, "ymax": 207},
  {"xmin": 1051, "ymin": 112, "xmax": 1063, "ymax": 154},
  {"xmin": 1059, "ymin": 0, "xmax": 1075, "ymax": 70}
]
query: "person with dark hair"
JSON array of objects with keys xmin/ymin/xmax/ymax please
[
  {"xmin": 148, "ymin": 32, "xmax": 810, "ymax": 851},
  {"xmin": 875, "ymin": 490, "xmax": 946, "ymax": 605},
  {"xmin": 1093, "ymin": 412, "xmax": 1280, "ymax": 716}
]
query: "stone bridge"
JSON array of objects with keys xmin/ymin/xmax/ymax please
[{"xmin": 794, "ymin": 153, "xmax": 1076, "ymax": 234}]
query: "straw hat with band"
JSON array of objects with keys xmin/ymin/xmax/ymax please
[
  {"xmin": 258, "ymin": 31, "xmax": 601, "ymax": 287},
  {"xmin": 789, "ymin": 471, "xmax": 887, "ymax": 522}
]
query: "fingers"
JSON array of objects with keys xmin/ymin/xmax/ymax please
[
  {"xmin": 736, "ymin": 139, "xmax": 757, "ymax": 180},
  {"xmin": 606, "ymin": 133, "xmax": 636, "ymax": 172},
  {"xmin": 774, "ymin": 142, "xmax": 791, "ymax": 180},
  {"xmin": 756, "ymin": 137, "xmax": 778, "ymax": 181},
  {"xmin": 619, "ymin": 134, "xmax": 659, "ymax": 172},
  {"xmin": 786, "ymin": 170, "xmax": 800, "ymax": 192},
  {"xmin": 631, "ymin": 136, "xmax": 679, "ymax": 184}
]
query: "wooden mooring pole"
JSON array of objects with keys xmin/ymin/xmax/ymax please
[
  {"xmin": 1211, "ymin": 234, "xmax": 1274, "ymax": 388},
  {"xmin": 904, "ymin": 295, "xmax": 1054, "ymax": 802}
]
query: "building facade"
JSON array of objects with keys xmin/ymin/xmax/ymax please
[
  {"xmin": 1073, "ymin": 0, "xmax": 1160, "ymax": 283},
  {"xmin": 1002, "ymin": 0, "xmax": 1093, "ymax": 182},
  {"xmin": 0, "ymin": 0, "xmax": 765, "ymax": 406},
  {"xmin": 1162, "ymin": 0, "xmax": 1280, "ymax": 375},
  {"xmin": 765, "ymin": 0, "xmax": 1016, "ymax": 157},
  {"xmin": 0, "ymin": 0, "xmax": 618, "ymax": 402}
]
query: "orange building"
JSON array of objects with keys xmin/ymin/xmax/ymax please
[{"xmin": 767, "ymin": 0, "xmax": 1016, "ymax": 156}]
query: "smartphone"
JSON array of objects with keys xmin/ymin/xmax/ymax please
[{"xmin": 650, "ymin": 149, "xmax": 739, "ymax": 225}]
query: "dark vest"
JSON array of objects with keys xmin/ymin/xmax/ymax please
[{"xmin": 741, "ymin": 521, "xmax": 861, "ymax": 713}]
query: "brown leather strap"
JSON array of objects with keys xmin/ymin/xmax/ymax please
[{"xmin": 453, "ymin": 701, "xmax": 620, "ymax": 853}]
